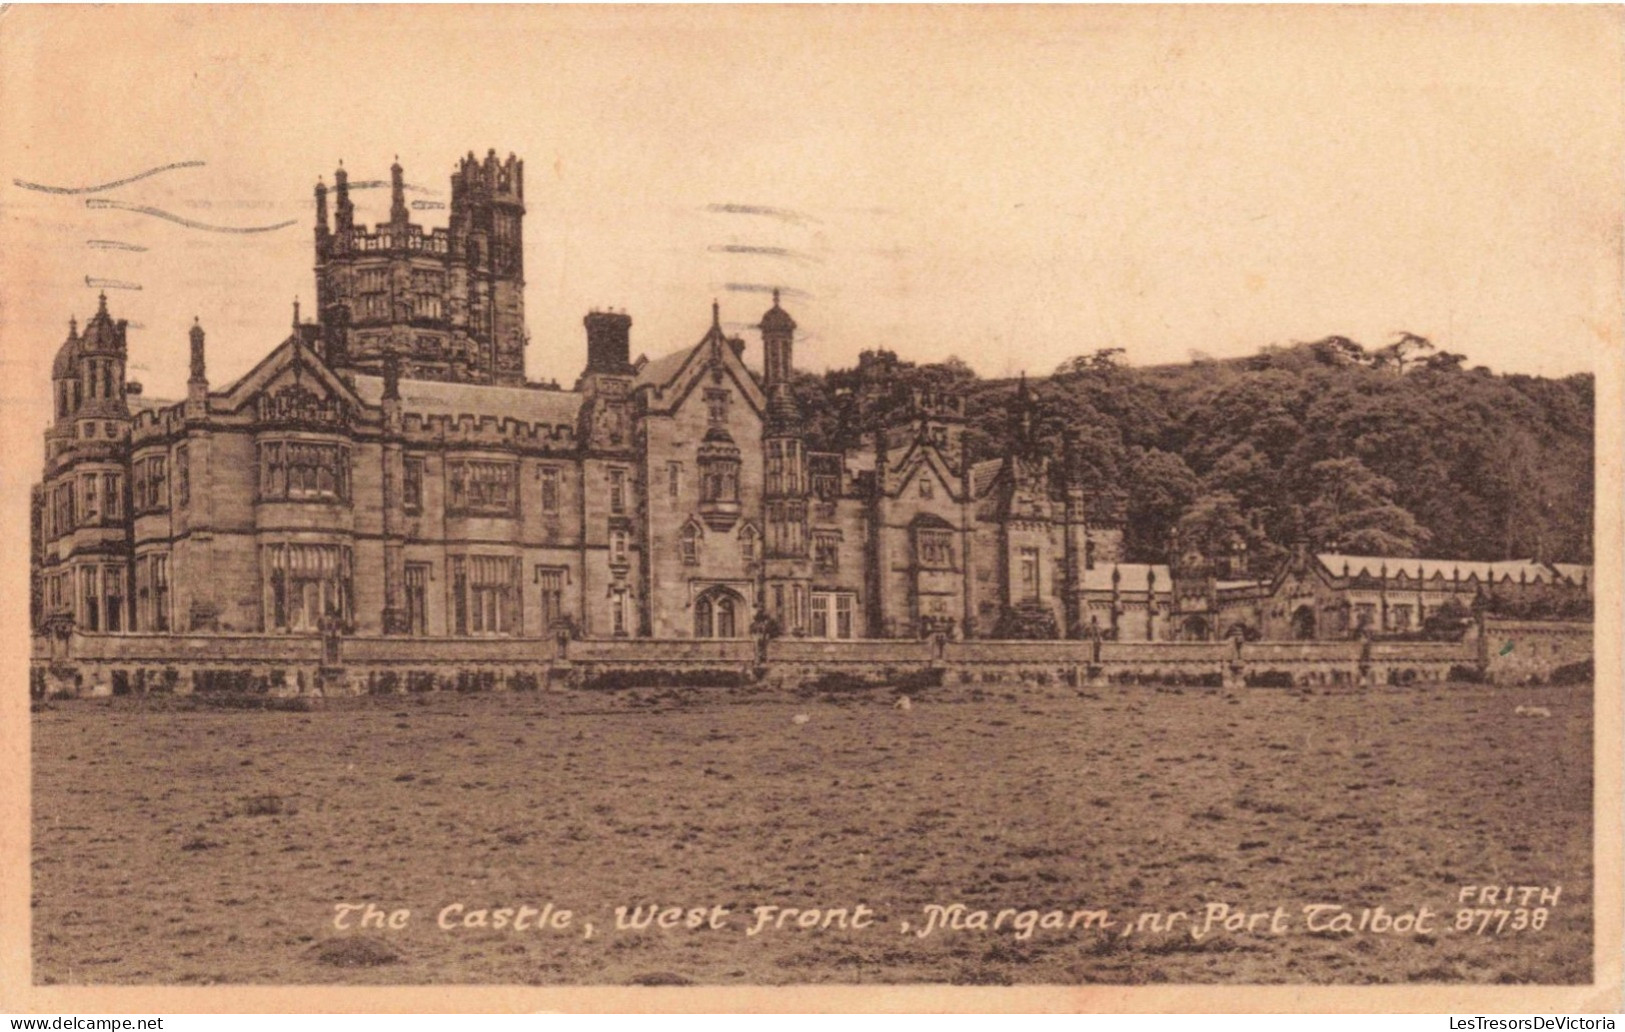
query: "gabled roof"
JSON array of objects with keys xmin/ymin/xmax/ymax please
[
  {"xmin": 634, "ymin": 309, "xmax": 766, "ymax": 417},
  {"xmin": 1315, "ymin": 553, "xmax": 1556, "ymax": 584},
  {"xmin": 890, "ymin": 446, "xmax": 961, "ymax": 501},
  {"xmin": 1551, "ymin": 563, "xmax": 1592, "ymax": 586},
  {"xmin": 352, "ymin": 374, "xmax": 582, "ymax": 426},
  {"xmin": 970, "ymin": 458, "xmax": 1004, "ymax": 497},
  {"xmin": 632, "ymin": 348, "xmax": 695, "ymax": 392},
  {"xmin": 215, "ymin": 335, "xmax": 366, "ymax": 413}
]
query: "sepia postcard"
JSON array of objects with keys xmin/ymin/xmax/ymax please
[{"xmin": 0, "ymin": 4, "xmax": 1620, "ymax": 1015}]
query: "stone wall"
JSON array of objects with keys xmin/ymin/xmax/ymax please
[
  {"xmin": 1479, "ymin": 619, "xmax": 1593, "ymax": 684},
  {"xmin": 34, "ymin": 622, "xmax": 1592, "ymax": 699}
]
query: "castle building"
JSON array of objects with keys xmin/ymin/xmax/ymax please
[{"xmin": 32, "ymin": 149, "xmax": 1172, "ymax": 645}]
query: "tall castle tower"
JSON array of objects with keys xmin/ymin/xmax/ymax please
[{"xmin": 313, "ymin": 150, "xmax": 527, "ymax": 386}]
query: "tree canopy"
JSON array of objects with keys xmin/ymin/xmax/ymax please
[{"xmin": 792, "ymin": 336, "xmax": 1593, "ymax": 569}]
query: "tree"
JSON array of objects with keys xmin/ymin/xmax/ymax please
[
  {"xmin": 1302, "ymin": 335, "xmax": 1370, "ymax": 367},
  {"xmin": 1123, "ymin": 448, "xmax": 1199, "ymax": 561},
  {"xmin": 1054, "ymin": 347, "xmax": 1126, "ymax": 377},
  {"xmin": 1301, "ymin": 457, "xmax": 1430, "ymax": 555},
  {"xmin": 1371, "ymin": 331, "xmax": 1435, "ymax": 374}
]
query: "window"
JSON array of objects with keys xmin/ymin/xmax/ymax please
[
  {"xmin": 53, "ymin": 482, "xmax": 76, "ymax": 532},
  {"xmin": 919, "ymin": 475, "xmax": 934, "ymax": 499},
  {"xmin": 701, "ymin": 462, "xmax": 739, "ymax": 504},
  {"xmin": 451, "ymin": 555, "xmax": 519, "ymax": 636},
  {"xmin": 918, "ymin": 528, "xmax": 954, "ymax": 568},
  {"xmin": 695, "ymin": 589, "xmax": 741, "ymax": 638},
  {"xmin": 99, "ymin": 563, "xmax": 123, "ymax": 632},
  {"xmin": 1354, "ymin": 603, "xmax": 1377, "ymax": 631},
  {"xmin": 151, "ymin": 554, "xmax": 169, "ymax": 631},
  {"xmin": 538, "ymin": 466, "xmax": 560, "ymax": 514},
  {"xmin": 260, "ymin": 441, "xmax": 350, "ymax": 502},
  {"xmin": 1390, "ymin": 604, "xmax": 1413, "ymax": 632},
  {"xmin": 266, "ymin": 543, "xmax": 354, "ymax": 633},
  {"xmin": 705, "ymin": 389, "xmax": 730, "ymax": 427},
  {"xmin": 135, "ymin": 554, "xmax": 170, "ymax": 631},
  {"xmin": 611, "ymin": 589, "xmax": 628, "ymax": 636},
  {"xmin": 446, "ymin": 459, "xmax": 516, "ymax": 516},
  {"xmin": 814, "ymin": 532, "xmax": 840, "ymax": 573},
  {"xmin": 535, "ymin": 566, "xmax": 567, "ymax": 633},
  {"xmin": 765, "ymin": 440, "xmax": 784, "ymax": 496},
  {"xmin": 739, "ymin": 523, "xmax": 760, "ymax": 563},
  {"xmin": 405, "ymin": 563, "xmax": 430, "ymax": 635},
  {"xmin": 134, "ymin": 455, "xmax": 168, "ymax": 512},
  {"xmin": 809, "ymin": 592, "xmax": 856, "ymax": 639},
  {"xmin": 609, "ymin": 468, "xmax": 627, "ymax": 515},
  {"xmin": 610, "ymin": 529, "xmax": 629, "ymax": 566},
  {"xmin": 403, "ymin": 456, "xmax": 423, "ymax": 514},
  {"xmin": 668, "ymin": 461, "xmax": 682, "ymax": 500},
  {"xmin": 80, "ymin": 566, "xmax": 99, "ymax": 631},
  {"xmin": 680, "ymin": 522, "xmax": 701, "ymax": 565},
  {"xmin": 80, "ymin": 474, "xmax": 99, "ymax": 523},
  {"xmin": 1019, "ymin": 546, "xmax": 1040, "ymax": 600},
  {"xmin": 811, "ymin": 593, "xmax": 829, "ymax": 638},
  {"xmin": 168, "ymin": 444, "xmax": 186, "ymax": 505}
]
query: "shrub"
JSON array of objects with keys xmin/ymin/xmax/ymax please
[
  {"xmin": 1245, "ymin": 670, "xmax": 1295, "ymax": 688},
  {"xmin": 369, "ymin": 671, "xmax": 401, "ymax": 695},
  {"xmin": 1447, "ymin": 664, "xmax": 1486, "ymax": 684},
  {"xmin": 582, "ymin": 668, "xmax": 749, "ymax": 691},
  {"xmin": 1550, "ymin": 659, "xmax": 1593, "ymax": 685},
  {"xmin": 511, "ymin": 671, "xmax": 541, "ymax": 692},
  {"xmin": 194, "ymin": 668, "xmax": 263, "ymax": 695}
]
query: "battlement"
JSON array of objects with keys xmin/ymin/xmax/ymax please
[
  {"xmin": 453, "ymin": 149, "xmax": 524, "ymax": 205},
  {"xmin": 331, "ymin": 223, "xmax": 451, "ymax": 257},
  {"xmin": 400, "ymin": 411, "xmax": 576, "ymax": 449},
  {"xmin": 128, "ymin": 405, "xmax": 190, "ymax": 444}
]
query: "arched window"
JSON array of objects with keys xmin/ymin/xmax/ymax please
[
  {"xmin": 680, "ymin": 521, "xmax": 701, "ymax": 565},
  {"xmin": 694, "ymin": 587, "xmax": 745, "ymax": 638},
  {"xmin": 739, "ymin": 523, "xmax": 760, "ymax": 563}
]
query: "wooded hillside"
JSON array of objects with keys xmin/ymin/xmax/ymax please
[{"xmin": 794, "ymin": 336, "xmax": 1594, "ymax": 569}]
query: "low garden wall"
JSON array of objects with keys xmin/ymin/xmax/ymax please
[{"xmin": 32, "ymin": 621, "xmax": 1589, "ymax": 699}]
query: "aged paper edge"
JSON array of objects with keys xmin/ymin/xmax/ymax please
[{"xmin": 0, "ymin": 3, "xmax": 1618, "ymax": 1014}]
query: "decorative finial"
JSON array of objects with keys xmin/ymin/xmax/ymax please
[
  {"xmin": 772, "ymin": 287, "xmax": 781, "ymax": 307},
  {"xmin": 712, "ymin": 299, "xmax": 720, "ymax": 328},
  {"xmin": 68, "ymin": 316, "xmax": 77, "ymax": 337},
  {"xmin": 293, "ymin": 297, "xmax": 300, "ymax": 326},
  {"xmin": 97, "ymin": 291, "xmax": 108, "ymax": 313}
]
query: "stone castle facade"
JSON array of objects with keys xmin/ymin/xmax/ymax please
[{"xmin": 34, "ymin": 149, "xmax": 1171, "ymax": 644}]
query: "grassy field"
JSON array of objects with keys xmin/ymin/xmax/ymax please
[{"xmin": 31, "ymin": 680, "xmax": 1592, "ymax": 985}]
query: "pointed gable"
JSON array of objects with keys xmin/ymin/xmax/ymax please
[
  {"xmin": 635, "ymin": 307, "xmax": 766, "ymax": 418},
  {"xmin": 215, "ymin": 335, "xmax": 368, "ymax": 421}
]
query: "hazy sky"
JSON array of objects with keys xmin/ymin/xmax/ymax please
[{"xmin": 2, "ymin": 5, "xmax": 1620, "ymax": 406}]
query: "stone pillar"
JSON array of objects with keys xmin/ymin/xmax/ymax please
[{"xmin": 380, "ymin": 360, "xmax": 408, "ymax": 634}]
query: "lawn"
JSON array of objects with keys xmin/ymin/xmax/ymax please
[{"xmin": 31, "ymin": 679, "xmax": 1593, "ymax": 985}]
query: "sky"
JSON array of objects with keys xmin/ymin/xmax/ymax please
[{"xmin": 2, "ymin": 5, "xmax": 1620, "ymax": 410}]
